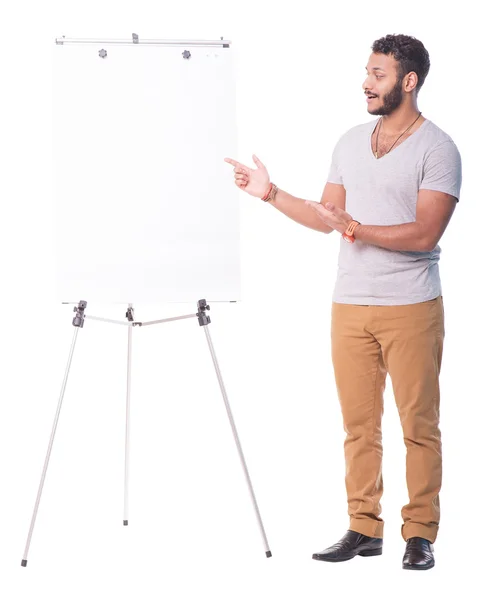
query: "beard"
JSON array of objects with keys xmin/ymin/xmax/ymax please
[{"xmin": 368, "ymin": 76, "xmax": 404, "ymax": 116}]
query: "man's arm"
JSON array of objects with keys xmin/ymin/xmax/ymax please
[
  {"xmin": 354, "ymin": 140, "xmax": 461, "ymax": 251},
  {"xmin": 268, "ymin": 182, "xmax": 346, "ymax": 234},
  {"xmin": 307, "ymin": 189, "xmax": 458, "ymax": 252},
  {"xmin": 353, "ymin": 190, "xmax": 458, "ymax": 251}
]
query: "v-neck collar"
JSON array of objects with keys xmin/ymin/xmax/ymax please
[{"xmin": 369, "ymin": 118, "xmax": 430, "ymax": 161}]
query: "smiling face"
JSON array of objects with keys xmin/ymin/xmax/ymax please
[{"xmin": 363, "ymin": 52, "xmax": 407, "ymax": 116}]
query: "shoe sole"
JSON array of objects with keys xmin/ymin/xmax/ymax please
[
  {"xmin": 402, "ymin": 561, "xmax": 435, "ymax": 571},
  {"xmin": 312, "ymin": 547, "xmax": 383, "ymax": 562}
]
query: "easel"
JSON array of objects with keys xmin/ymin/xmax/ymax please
[{"xmin": 21, "ymin": 299, "xmax": 272, "ymax": 566}]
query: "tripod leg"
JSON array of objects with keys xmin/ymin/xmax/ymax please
[
  {"xmin": 123, "ymin": 323, "xmax": 133, "ymax": 526},
  {"xmin": 202, "ymin": 325, "xmax": 272, "ymax": 558},
  {"xmin": 21, "ymin": 327, "xmax": 81, "ymax": 567}
]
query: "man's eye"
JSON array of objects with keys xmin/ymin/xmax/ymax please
[{"xmin": 375, "ymin": 75, "xmax": 383, "ymax": 79}]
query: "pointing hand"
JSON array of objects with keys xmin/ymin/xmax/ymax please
[{"xmin": 224, "ymin": 154, "xmax": 271, "ymax": 199}]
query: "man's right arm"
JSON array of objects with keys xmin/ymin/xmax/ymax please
[{"xmin": 267, "ymin": 182, "xmax": 346, "ymax": 234}]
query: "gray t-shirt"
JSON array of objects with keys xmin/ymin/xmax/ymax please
[{"xmin": 328, "ymin": 118, "xmax": 462, "ymax": 305}]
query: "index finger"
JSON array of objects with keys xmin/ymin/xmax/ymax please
[
  {"xmin": 305, "ymin": 200, "xmax": 328, "ymax": 212},
  {"xmin": 224, "ymin": 157, "xmax": 244, "ymax": 169}
]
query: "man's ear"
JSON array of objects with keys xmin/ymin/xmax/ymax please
[{"xmin": 404, "ymin": 71, "xmax": 418, "ymax": 93}]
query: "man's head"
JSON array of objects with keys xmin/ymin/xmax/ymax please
[{"xmin": 363, "ymin": 34, "xmax": 430, "ymax": 116}]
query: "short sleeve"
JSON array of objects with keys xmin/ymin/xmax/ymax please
[
  {"xmin": 420, "ymin": 140, "xmax": 462, "ymax": 201},
  {"xmin": 327, "ymin": 140, "xmax": 343, "ymax": 185}
]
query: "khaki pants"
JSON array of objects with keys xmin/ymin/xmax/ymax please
[{"xmin": 331, "ymin": 296, "xmax": 444, "ymax": 543}]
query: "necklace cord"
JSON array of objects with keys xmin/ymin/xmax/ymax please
[{"xmin": 375, "ymin": 111, "xmax": 422, "ymax": 158}]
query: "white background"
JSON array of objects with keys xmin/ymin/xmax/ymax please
[{"xmin": 1, "ymin": 1, "xmax": 481, "ymax": 598}]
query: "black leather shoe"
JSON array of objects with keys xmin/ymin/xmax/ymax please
[
  {"xmin": 312, "ymin": 530, "xmax": 383, "ymax": 562},
  {"xmin": 402, "ymin": 537, "xmax": 435, "ymax": 570}
]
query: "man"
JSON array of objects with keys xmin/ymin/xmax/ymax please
[{"xmin": 224, "ymin": 34, "xmax": 462, "ymax": 570}]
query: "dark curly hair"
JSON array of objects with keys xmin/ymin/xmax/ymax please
[{"xmin": 372, "ymin": 34, "xmax": 430, "ymax": 93}]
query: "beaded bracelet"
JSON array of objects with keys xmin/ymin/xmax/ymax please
[{"xmin": 261, "ymin": 183, "xmax": 278, "ymax": 202}]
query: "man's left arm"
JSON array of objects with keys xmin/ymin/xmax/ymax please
[
  {"xmin": 306, "ymin": 140, "xmax": 462, "ymax": 252},
  {"xmin": 352, "ymin": 191, "xmax": 457, "ymax": 252}
]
